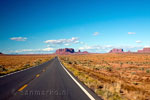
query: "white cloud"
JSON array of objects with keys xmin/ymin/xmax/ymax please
[
  {"xmin": 42, "ymin": 48, "xmax": 54, "ymax": 51},
  {"xmin": 144, "ymin": 46, "xmax": 150, "ymax": 48},
  {"xmin": 44, "ymin": 37, "xmax": 79, "ymax": 45},
  {"xmin": 79, "ymin": 46, "xmax": 93, "ymax": 50},
  {"xmin": 64, "ymin": 44, "xmax": 70, "ymax": 46},
  {"xmin": 15, "ymin": 47, "xmax": 54, "ymax": 53},
  {"xmin": 80, "ymin": 42, "xmax": 84, "ymax": 44},
  {"xmin": 47, "ymin": 45, "xmax": 51, "ymax": 47},
  {"xmin": 136, "ymin": 40, "xmax": 142, "ymax": 43},
  {"xmin": 93, "ymin": 32, "xmax": 99, "ymax": 36},
  {"xmin": 79, "ymin": 45, "xmax": 144, "ymax": 53},
  {"xmin": 79, "ymin": 45, "xmax": 113, "ymax": 50},
  {"xmin": 74, "ymin": 41, "xmax": 80, "ymax": 44},
  {"xmin": 10, "ymin": 37, "xmax": 27, "ymax": 41},
  {"xmin": 128, "ymin": 32, "xmax": 136, "ymax": 34},
  {"xmin": 79, "ymin": 45, "xmax": 113, "ymax": 53}
]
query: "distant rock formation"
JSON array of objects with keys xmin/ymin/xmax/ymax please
[
  {"xmin": 78, "ymin": 50, "xmax": 81, "ymax": 53},
  {"xmin": 0, "ymin": 52, "xmax": 3, "ymax": 55},
  {"xmin": 138, "ymin": 48, "xmax": 150, "ymax": 53},
  {"xmin": 82, "ymin": 51, "xmax": 88, "ymax": 54},
  {"xmin": 56, "ymin": 48, "xmax": 75, "ymax": 54},
  {"xmin": 55, "ymin": 48, "xmax": 89, "ymax": 54},
  {"xmin": 109, "ymin": 48, "xmax": 124, "ymax": 53},
  {"xmin": 127, "ymin": 50, "xmax": 131, "ymax": 53}
]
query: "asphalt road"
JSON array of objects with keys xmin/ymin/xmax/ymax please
[{"xmin": 0, "ymin": 57, "xmax": 102, "ymax": 100}]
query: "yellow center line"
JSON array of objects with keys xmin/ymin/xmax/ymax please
[
  {"xmin": 36, "ymin": 74, "xmax": 40, "ymax": 77},
  {"xmin": 18, "ymin": 84, "xmax": 28, "ymax": 91}
]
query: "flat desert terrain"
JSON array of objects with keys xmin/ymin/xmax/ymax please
[
  {"xmin": 59, "ymin": 53, "xmax": 150, "ymax": 100},
  {"xmin": 0, "ymin": 54, "xmax": 54, "ymax": 75}
]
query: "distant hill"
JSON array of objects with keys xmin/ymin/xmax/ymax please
[
  {"xmin": 137, "ymin": 48, "xmax": 150, "ymax": 53},
  {"xmin": 55, "ymin": 48, "xmax": 89, "ymax": 54},
  {"xmin": 109, "ymin": 47, "xmax": 150, "ymax": 54},
  {"xmin": 109, "ymin": 48, "xmax": 124, "ymax": 53},
  {"xmin": 0, "ymin": 52, "xmax": 3, "ymax": 55},
  {"xmin": 56, "ymin": 48, "xmax": 75, "ymax": 54}
]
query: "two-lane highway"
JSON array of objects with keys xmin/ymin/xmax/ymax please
[{"xmin": 0, "ymin": 57, "xmax": 102, "ymax": 100}]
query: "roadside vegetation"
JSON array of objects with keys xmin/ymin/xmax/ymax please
[
  {"xmin": 59, "ymin": 54, "xmax": 150, "ymax": 100},
  {"xmin": 0, "ymin": 54, "xmax": 54, "ymax": 76}
]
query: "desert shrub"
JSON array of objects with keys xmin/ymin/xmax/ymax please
[
  {"xmin": 120, "ymin": 62, "xmax": 123, "ymax": 67},
  {"xmin": 64, "ymin": 57, "xmax": 69, "ymax": 61},
  {"xmin": 96, "ymin": 89, "xmax": 105, "ymax": 96},
  {"xmin": 146, "ymin": 69, "xmax": 150, "ymax": 73},
  {"xmin": 131, "ymin": 72, "xmax": 136, "ymax": 75},
  {"xmin": 76, "ymin": 61, "xmax": 81, "ymax": 64},
  {"xmin": 140, "ymin": 67, "xmax": 144, "ymax": 71},
  {"xmin": 23, "ymin": 63, "xmax": 31, "ymax": 68},
  {"xmin": 112, "ymin": 92, "xmax": 122, "ymax": 100},
  {"xmin": 34, "ymin": 61, "xmax": 40, "ymax": 66},
  {"xmin": 68, "ymin": 61, "xmax": 72, "ymax": 64},
  {"xmin": 94, "ymin": 67, "xmax": 100, "ymax": 71},
  {"xmin": 133, "ymin": 82, "xmax": 139, "ymax": 85},
  {"xmin": 117, "ymin": 68, "xmax": 121, "ymax": 70},
  {"xmin": 34, "ymin": 59, "xmax": 42, "ymax": 66},
  {"xmin": 0, "ymin": 65, "xmax": 7, "ymax": 72},
  {"xmin": 73, "ymin": 61, "xmax": 77, "ymax": 64},
  {"xmin": 128, "ymin": 62, "xmax": 133, "ymax": 64},
  {"xmin": 106, "ymin": 66, "xmax": 112, "ymax": 72}
]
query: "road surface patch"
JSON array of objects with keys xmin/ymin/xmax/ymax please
[
  {"xmin": 43, "ymin": 69, "xmax": 46, "ymax": 72},
  {"xmin": 58, "ymin": 59, "xmax": 96, "ymax": 100}
]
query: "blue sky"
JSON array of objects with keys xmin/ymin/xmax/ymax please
[{"xmin": 0, "ymin": 0, "xmax": 150, "ymax": 54}]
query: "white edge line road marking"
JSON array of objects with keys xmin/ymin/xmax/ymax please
[
  {"xmin": 58, "ymin": 58, "xmax": 95, "ymax": 100},
  {"xmin": 0, "ymin": 57, "xmax": 55, "ymax": 78}
]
